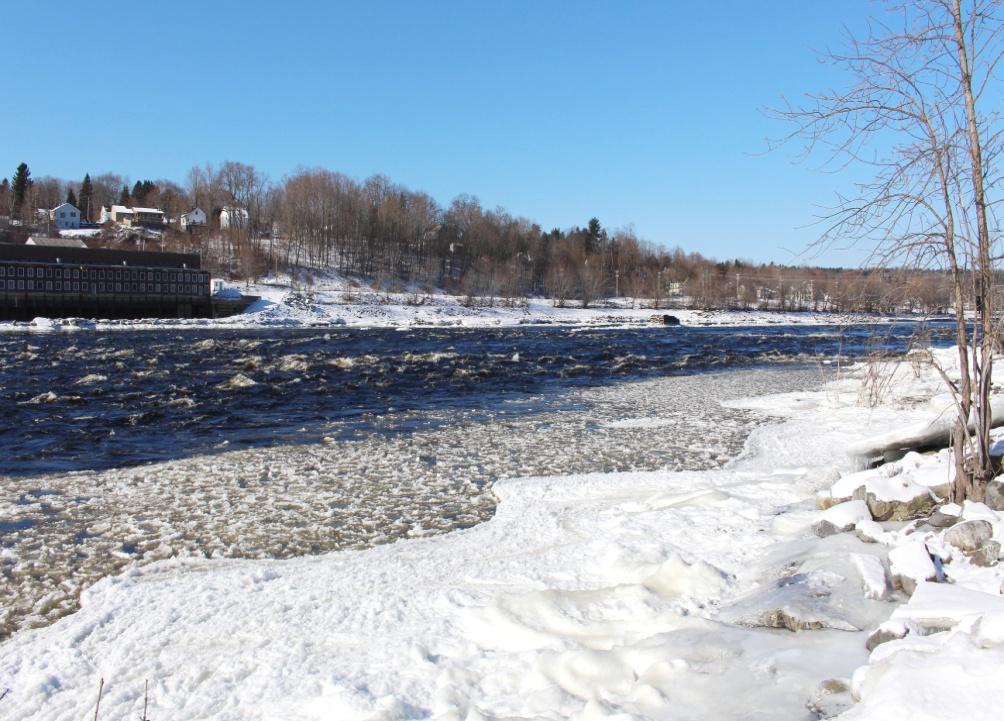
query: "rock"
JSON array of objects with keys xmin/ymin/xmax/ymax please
[
  {"xmin": 816, "ymin": 491, "xmax": 837, "ymax": 511},
  {"xmin": 813, "ymin": 500, "xmax": 872, "ymax": 537},
  {"xmin": 865, "ymin": 619, "xmax": 911, "ymax": 651},
  {"xmin": 649, "ymin": 314, "xmax": 680, "ymax": 325},
  {"xmin": 807, "ymin": 678, "xmax": 854, "ymax": 719},
  {"xmin": 943, "ymin": 519, "xmax": 994, "ymax": 554},
  {"xmin": 853, "ymin": 484, "xmax": 935, "ymax": 522},
  {"xmin": 888, "ymin": 541, "xmax": 937, "ymax": 595},
  {"xmin": 972, "ymin": 540, "xmax": 1001, "ymax": 567},
  {"xmin": 962, "ymin": 500, "xmax": 999, "ymax": 523},
  {"xmin": 851, "ymin": 553, "xmax": 890, "ymax": 601},
  {"xmin": 726, "ymin": 570, "xmax": 861, "ymax": 632},
  {"xmin": 928, "ymin": 508, "xmax": 961, "ymax": 528},
  {"xmin": 985, "ymin": 480, "xmax": 1004, "ymax": 511},
  {"xmin": 855, "ymin": 519, "xmax": 886, "ymax": 544}
]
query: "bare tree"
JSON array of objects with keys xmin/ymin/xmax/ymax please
[{"xmin": 776, "ymin": 0, "xmax": 1004, "ymax": 501}]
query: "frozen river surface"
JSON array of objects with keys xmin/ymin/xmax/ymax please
[{"xmin": 0, "ymin": 323, "xmax": 949, "ymax": 638}]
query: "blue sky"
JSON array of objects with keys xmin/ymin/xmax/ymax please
[{"xmin": 2, "ymin": 1, "xmax": 875, "ymax": 265}]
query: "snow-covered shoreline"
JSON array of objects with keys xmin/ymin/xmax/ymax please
[
  {"xmin": 0, "ymin": 279, "xmax": 947, "ymax": 332},
  {"xmin": 1, "ymin": 352, "xmax": 1001, "ymax": 720}
]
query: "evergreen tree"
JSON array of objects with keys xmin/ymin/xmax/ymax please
[
  {"xmin": 132, "ymin": 180, "xmax": 144, "ymax": 205},
  {"xmin": 66, "ymin": 188, "xmax": 77, "ymax": 208},
  {"xmin": 11, "ymin": 162, "xmax": 32, "ymax": 214},
  {"xmin": 79, "ymin": 173, "xmax": 93, "ymax": 221},
  {"xmin": 118, "ymin": 185, "xmax": 130, "ymax": 206},
  {"xmin": 585, "ymin": 217, "xmax": 602, "ymax": 254}
]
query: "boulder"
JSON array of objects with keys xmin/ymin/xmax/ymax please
[
  {"xmin": 888, "ymin": 541, "xmax": 937, "ymax": 595},
  {"xmin": 865, "ymin": 619, "xmax": 912, "ymax": 651},
  {"xmin": 972, "ymin": 540, "xmax": 1001, "ymax": 568},
  {"xmin": 928, "ymin": 508, "xmax": 961, "ymax": 528},
  {"xmin": 855, "ymin": 519, "xmax": 887, "ymax": 544},
  {"xmin": 813, "ymin": 500, "xmax": 872, "ymax": 537},
  {"xmin": 725, "ymin": 570, "xmax": 861, "ymax": 632},
  {"xmin": 649, "ymin": 314, "xmax": 681, "ymax": 326},
  {"xmin": 853, "ymin": 482, "xmax": 935, "ymax": 522},
  {"xmin": 984, "ymin": 479, "xmax": 1004, "ymax": 512},
  {"xmin": 943, "ymin": 519, "xmax": 994, "ymax": 554}
]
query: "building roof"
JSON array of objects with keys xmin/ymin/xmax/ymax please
[
  {"xmin": 25, "ymin": 236, "xmax": 88, "ymax": 248},
  {"xmin": 50, "ymin": 202, "xmax": 80, "ymax": 213},
  {"xmin": 1, "ymin": 243, "xmax": 202, "ymax": 269},
  {"xmin": 131, "ymin": 207, "xmax": 164, "ymax": 215},
  {"xmin": 182, "ymin": 207, "xmax": 206, "ymax": 216},
  {"xmin": 110, "ymin": 205, "xmax": 134, "ymax": 215}
]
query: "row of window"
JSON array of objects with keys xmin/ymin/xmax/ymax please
[
  {"xmin": 1, "ymin": 278, "xmax": 206, "ymax": 295},
  {"xmin": 1, "ymin": 265, "xmax": 205, "ymax": 284},
  {"xmin": 0, "ymin": 264, "xmax": 209, "ymax": 296}
]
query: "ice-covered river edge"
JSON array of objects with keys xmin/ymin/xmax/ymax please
[{"xmin": 2, "ymin": 354, "xmax": 1002, "ymax": 720}]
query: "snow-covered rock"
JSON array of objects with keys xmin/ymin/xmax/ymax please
[
  {"xmin": 814, "ymin": 500, "xmax": 872, "ymax": 537},
  {"xmin": 888, "ymin": 541, "xmax": 937, "ymax": 595},
  {"xmin": 943, "ymin": 519, "xmax": 994, "ymax": 554}
]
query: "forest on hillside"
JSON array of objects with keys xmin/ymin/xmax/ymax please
[{"xmin": 0, "ymin": 161, "xmax": 959, "ymax": 312}]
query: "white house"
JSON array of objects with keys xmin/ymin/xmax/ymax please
[
  {"xmin": 100, "ymin": 205, "xmax": 134, "ymax": 224},
  {"xmin": 49, "ymin": 203, "xmax": 82, "ymax": 230},
  {"xmin": 219, "ymin": 206, "xmax": 249, "ymax": 230},
  {"xmin": 180, "ymin": 207, "xmax": 207, "ymax": 231},
  {"xmin": 98, "ymin": 205, "xmax": 164, "ymax": 227}
]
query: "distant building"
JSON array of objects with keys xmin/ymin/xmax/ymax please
[
  {"xmin": 100, "ymin": 205, "xmax": 134, "ymax": 224},
  {"xmin": 26, "ymin": 236, "xmax": 88, "ymax": 248},
  {"xmin": 180, "ymin": 207, "xmax": 207, "ymax": 231},
  {"xmin": 130, "ymin": 207, "xmax": 165, "ymax": 226},
  {"xmin": 100, "ymin": 205, "xmax": 165, "ymax": 227},
  {"xmin": 219, "ymin": 206, "xmax": 249, "ymax": 230},
  {"xmin": 49, "ymin": 203, "xmax": 82, "ymax": 230}
]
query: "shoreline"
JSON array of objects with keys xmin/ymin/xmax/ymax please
[{"xmin": 0, "ymin": 282, "xmax": 953, "ymax": 332}]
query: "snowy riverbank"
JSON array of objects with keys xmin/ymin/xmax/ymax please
[
  {"xmin": 1, "ymin": 350, "xmax": 1002, "ymax": 720},
  {"xmin": 0, "ymin": 275, "xmax": 943, "ymax": 332}
]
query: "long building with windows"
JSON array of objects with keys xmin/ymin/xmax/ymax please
[{"xmin": 0, "ymin": 243, "xmax": 213, "ymax": 320}]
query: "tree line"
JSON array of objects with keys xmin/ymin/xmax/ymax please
[{"xmin": 0, "ymin": 160, "xmax": 963, "ymax": 313}]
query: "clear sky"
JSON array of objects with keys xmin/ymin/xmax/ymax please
[{"xmin": 2, "ymin": 0, "xmax": 876, "ymax": 266}]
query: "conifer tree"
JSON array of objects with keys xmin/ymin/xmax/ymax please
[
  {"xmin": 11, "ymin": 163, "xmax": 31, "ymax": 215},
  {"xmin": 66, "ymin": 188, "xmax": 77, "ymax": 208},
  {"xmin": 79, "ymin": 173, "xmax": 93, "ymax": 221},
  {"xmin": 118, "ymin": 185, "xmax": 130, "ymax": 206}
]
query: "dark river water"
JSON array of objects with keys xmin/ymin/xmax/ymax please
[{"xmin": 0, "ymin": 322, "xmax": 951, "ymax": 478}]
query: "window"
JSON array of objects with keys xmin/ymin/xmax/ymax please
[
  {"xmin": 59, "ymin": 212, "xmax": 66, "ymax": 218},
  {"xmin": 17, "ymin": 267, "xmax": 24, "ymax": 277},
  {"xmin": 115, "ymin": 283, "xmax": 122, "ymax": 292},
  {"xmin": 73, "ymin": 270, "xmax": 79, "ymax": 279},
  {"xmin": 0, "ymin": 280, "xmax": 5, "ymax": 290},
  {"xmin": 18, "ymin": 280, "xmax": 25, "ymax": 290},
  {"xmin": 46, "ymin": 281, "xmax": 52, "ymax": 291},
  {"xmin": 45, "ymin": 268, "xmax": 52, "ymax": 278},
  {"xmin": 55, "ymin": 281, "xmax": 62, "ymax": 291},
  {"xmin": 27, "ymin": 268, "xmax": 34, "ymax": 278}
]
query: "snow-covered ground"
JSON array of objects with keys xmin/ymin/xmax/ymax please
[
  {"xmin": 2, "ymin": 347, "xmax": 1001, "ymax": 719},
  {"xmin": 0, "ymin": 272, "xmax": 943, "ymax": 332}
]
